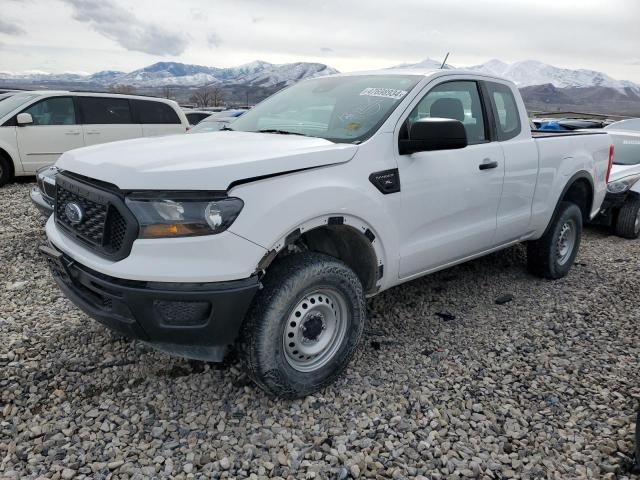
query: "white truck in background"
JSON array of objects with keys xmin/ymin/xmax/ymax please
[
  {"xmin": 591, "ymin": 124, "xmax": 640, "ymax": 238},
  {"xmin": 41, "ymin": 69, "xmax": 613, "ymax": 398}
]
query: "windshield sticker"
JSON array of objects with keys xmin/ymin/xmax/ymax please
[{"xmin": 360, "ymin": 87, "xmax": 407, "ymax": 100}]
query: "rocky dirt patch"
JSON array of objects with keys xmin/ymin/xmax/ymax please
[{"xmin": 1, "ymin": 180, "xmax": 639, "ymax": 479}]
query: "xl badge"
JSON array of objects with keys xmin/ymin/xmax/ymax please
[{"xmin": 64, "ymin": 202, "xmax": 84, "ymax": 224}]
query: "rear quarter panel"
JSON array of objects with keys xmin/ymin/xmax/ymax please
[{"xmin": 529, "ymin": 133, "xmax": 610, "ymax": 236}]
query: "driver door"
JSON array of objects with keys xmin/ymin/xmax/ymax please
[
  {"xmin": 396, "ymin": 80, "xmax": 505, "ymax": 278},
  {"xmin": 16, "ymin": 96, "xmax": 84, "ymax": 173}
]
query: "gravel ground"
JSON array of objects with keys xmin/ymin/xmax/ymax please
[{"xmin": 1, "ymin": 179, "xmax": 639, "ymax": 480}]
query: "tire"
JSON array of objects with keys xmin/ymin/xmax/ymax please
[
  {"xmin": 239, "ymin": 252, "xmax": 366, "ymax": 399},
  {"xmin": 614, "ymin": 197, "xmax": 640, "ymax": 239},
  {"xmin": 0, "ymin": 155, "xmax": 12, "ymax": 187},
  {"xmin": 527, "ymin": 201, "xmax": 582, "ymax": 279}
]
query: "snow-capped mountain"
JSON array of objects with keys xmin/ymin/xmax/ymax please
[
  {"xmin": 393, "ymin": 58, "xmax": 640, "ymax": 94},
  {"xmin": 391, "ymin": 58, "xmax": 453, "ymax": 70},
  {"xmin": 0, "ymin": 61, "xmax": 338, "ymax": 88},
  {"xmin": 468, "ymin": 59, "xmax": 640, "ymax": 94}
]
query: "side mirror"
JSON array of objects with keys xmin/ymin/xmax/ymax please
[
  {"xmin": 399, "ymin": 118, "xmax": 468, "ymax": 155},
  {"xmin": 16, "ymin": 113, "xmax": 33, "ymax": 126}
]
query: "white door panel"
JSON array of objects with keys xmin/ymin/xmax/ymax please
[
  {"xmin": 394, "ymin": 79, "xmax": 507, "ymax": 278},
  {"xmin": 397, "ymin": 143, "xmax": 505, "ymax": 277},
  {"xmin": 83, "ymin": 124, "xmax": 142, "ymax": 146},
  {"xmin": 16, "ymin": 96, "xmax": 83, "ymax": 173},
  {"xmin": 17, "ymin": 125, "xmax": 84, "ymax": 172},
  {"xmin": 494, "ymin": 139, "xmax": 539, "ymax": 242}
]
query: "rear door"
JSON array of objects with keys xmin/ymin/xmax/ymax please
[
  {"xmin": 132, "ymin": 100, "xmax": 185, "ymax": 137},
  {"xmin": 396, "ymin": 79, "xmax": 506, "ymax": 278},
  {"xmin": 484, "ymin": 81, "xmax": 539, "ymax": 243},
  {"xmin": 78, "ymin": 96, "xmax": 142, "ymax": 146},
  {"xmin": 16, "ymin": 96, "xmax": 84, "ymax": 172}
]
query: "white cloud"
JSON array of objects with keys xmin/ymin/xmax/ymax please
[
  {"xmin": 61, "ymin": 0, "xmax": 188, "ymax": 56},
  {"xmin": 1, "ymin": 0, "xmax": 639, "ymax": 83},
  {"xmin": 0, "ymin": 18, "xmax": 25, "ymax": 36}
]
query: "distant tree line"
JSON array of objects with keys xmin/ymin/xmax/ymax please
[{"xmin": 189, "ymin": 86, "xmax": 225, "ymax": 107}]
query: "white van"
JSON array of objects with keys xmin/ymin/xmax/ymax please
[{"xmin": 0, "ymin": 91, "xmax": 189, "ymax": 185}]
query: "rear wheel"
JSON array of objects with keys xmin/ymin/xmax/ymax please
[
  {"xmin": 614, "ymin": 197, "xmax": 640, "ymax": 239},
  {"xmin": 239, "ymin": 252, "xmax": 366, "ymax": 399},
  {"xmin": 0, "ymin": 155, "xmax": 13, "ymax": 187},
  {"xmin": 527, "ymin": 201, "xmax": 582, "ymax": 279}
]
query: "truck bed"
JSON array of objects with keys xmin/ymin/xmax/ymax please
[{"xmin": 531, "ymin": 129, "xmax": 608, "ymax": 138}]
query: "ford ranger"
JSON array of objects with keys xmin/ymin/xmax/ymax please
[{"xmin": 40, "ymin": 69, "xmax": 613, "ymax": 398}]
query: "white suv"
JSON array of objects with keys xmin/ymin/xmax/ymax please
[{"xmin": 0, "ymin": 91, "xmax": 189, "ymax": 185}]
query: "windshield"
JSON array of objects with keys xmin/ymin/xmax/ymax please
[
  {"xmin": 609, "ymin": 132, "xmax": 640, "ymax": 165},
  {"xmin": 230, "ymin": 74, "xmax": 422, "ymax": 143},
  {"xmin": 0, "ymin": 93, "xmax": 38, "ymax": 120}
]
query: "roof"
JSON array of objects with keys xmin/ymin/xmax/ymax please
[
  {"xmin": 8, "ymin": 89, "xmax": 179, "ymax": 104},
  {"xmin": 332, "ymin": 68, "xmax": 516, "ymax": 85}
]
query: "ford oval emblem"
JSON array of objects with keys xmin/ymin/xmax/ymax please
[{"xmin": 64, "ymin": 202, "xmax": 84, "ymax": 224}]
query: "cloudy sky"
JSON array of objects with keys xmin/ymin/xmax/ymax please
[{"xmin": 1, "ymin": 0, "xmax": 639, "ymax": 81}]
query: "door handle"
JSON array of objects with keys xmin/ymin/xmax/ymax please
[
  {"xmin": 479, "ymin": 159, "xmax": 498, "ymax": 170},
  {"xmin": 65, "ymin": 130, "xmax": 81, "ymax": 136},
  {"xmin": 85, "ymin": 130, "xmax": 100, "ymax": 135}
]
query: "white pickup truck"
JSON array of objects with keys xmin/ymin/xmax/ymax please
[{"xmin": 41, "ymin": 69, "xmax": 613, "ymax": 398}]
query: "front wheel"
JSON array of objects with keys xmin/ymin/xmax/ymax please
[
  {"xmin": 0, "ymin": 156, "xmax": 12, "ymax": 187},
  {"xmin": 614, "ymin": 197, "xmax": 640, "ymax": 239},
  {"xmin": 239, "ymin": 252, "xmax": 366, "ymax": 399},
  {"xmin": 527, "ymin": 201, "xmax": 582, "ymax": 279}
]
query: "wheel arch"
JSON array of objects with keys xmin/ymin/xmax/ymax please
[
  {"xmin": 256, "ymin": 214, "xmax": 385, "ymax": 295},
  {"xmin": 559, "ymin": 171, "xmax": 594, "ymax": 223},
  {"xmin": 0, "ymin": 146, "xmax": 16, "ymax": 180}
]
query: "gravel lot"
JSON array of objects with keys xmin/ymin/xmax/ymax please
[{"xmin": 1, "ymin": 179, "xmax": 639, "ymax": 480}]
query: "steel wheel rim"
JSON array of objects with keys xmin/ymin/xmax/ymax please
[
  {"xmin": 556, "ymin": 220, "xmax": 577, "ymax": 265},
  {"xmin": 283, "ymin": 288, "xmax": 348, "ymax": 373},
  {"xmin": 635, "ymin": 209, "xmax": 640, "ymax": 235}
]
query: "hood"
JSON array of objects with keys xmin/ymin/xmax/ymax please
[{"xmin": 56, "ymin": 131, "xmax": 358, "ymax": 190}]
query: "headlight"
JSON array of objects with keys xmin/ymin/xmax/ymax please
[
  {"xmin": 607, "ymin": 173, "xmax": 640, "ymax": 194},
  {"xmin": 125, "ymin": 195, "xmax": 244, "ymax": 239}
]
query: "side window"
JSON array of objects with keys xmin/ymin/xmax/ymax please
[
  {"xmin": 133, "ymin": 100, "xmax": 180, "ymax": 124},
  {"xmin": 407, "ymin": 81, "xmax": 487, "ymax": 144},
  {"xmin": 487, "ymin": 82, "xmax": 521, "ymax": 141},
  {"xmin": 79, "ymin": 97, "xmax": 133, "ymax": 124},
  {"xmin": 23, "ymin": 97, "xmax": 76, "ymax": 125}
]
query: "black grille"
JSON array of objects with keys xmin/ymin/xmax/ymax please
[
  {"xmin": 106, "ymin": 208, "xmax": 127, "ymax": 251},
  {"xmin": 154, "ymin": 300, "xmax": 212, "ymax": 326},
  {"xmin": 54, "ymin": 174, "xmax": 138, "ymax": 260},
  {"xmin": 42, "ymin": 181, "xmax": 57, "ymax": 200},
  {"xmin": 56, "ymin": 185, "xmax": 108, "ymax": 246}
]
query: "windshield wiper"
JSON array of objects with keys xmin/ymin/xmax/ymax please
[
  {"xmin": 219, "ymin": 126, "xmax": 235, "ymax": 131},
  {"xmin": 256, "ymin": 129, "xmax": 308, "ymax": 137}
]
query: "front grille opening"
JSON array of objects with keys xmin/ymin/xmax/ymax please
[
  {"xmin": 54, "ymin": 175, "xmax": 137, "ymax": 260},
  {"xmin": 43, "ymin": 181, "xmax": 56, "ymax": 199},
  {"xmin": 154, "ymin": 300, "xmax": 212, "ymax": 327},
  {"xmin": 56, "ymin": 184, "xmax": 108, "ymax": 247},
  {"xmin": 105, "ymin": 207, "xmax": 127, "ymax": 252}
]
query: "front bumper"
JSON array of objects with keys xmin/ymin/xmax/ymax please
[
  {"xmin": 30, "ymin": 187, "xmax": 54, "ymax": 217},
  {"xmin": 41, "ymin": 244, "xmax": 260, "ymax": 361}
]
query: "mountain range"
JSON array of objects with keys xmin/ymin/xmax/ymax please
[
  {"xmin": 1, "ymin": 59, "xmax": 639, "ymax": 114},
  {"xmin": 0, "ymin": 60, "xmax": 338, "ymax": 88}
]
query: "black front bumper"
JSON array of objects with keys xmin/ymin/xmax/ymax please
[{"xmin": 40, "ymin": 244, "xmax": 259, "ymax": 361}]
